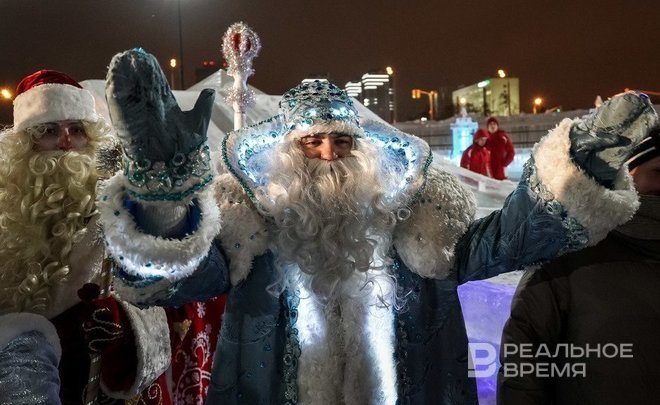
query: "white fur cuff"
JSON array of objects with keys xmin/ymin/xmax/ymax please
[
  {"xmin": 533, "ymin": 118, "xmax": 639, "ymax": 245},
  {"xmin": 0, "ymin": 313, "xmax": 61, "ymax": 361},
  {"xmin": 97, "ymin": 173, "xmax": 221, "ymax": 282},
  {"xmin": 100, "ymin": 303, "xmax": 170, "ymax": 398}
]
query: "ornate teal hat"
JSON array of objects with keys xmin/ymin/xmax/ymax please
[
  {"xmin": 280, "ymin": 80, "xmax": 360, "ymax": 133},
  {"xmin": 222, "ymin": 80, "xmax": 432, "ymax": 211}
]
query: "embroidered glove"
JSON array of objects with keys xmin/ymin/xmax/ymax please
[
  {"xmin": 569, "ymin": 91, "xmax": 657, "ymax": 189},
  {"xmin": 105, "ymin": 48, "xmax": 216, "ymax": 202},
  {"xmin": 78, "ymin": 283, "xmax": 130, "ymax": 354}
]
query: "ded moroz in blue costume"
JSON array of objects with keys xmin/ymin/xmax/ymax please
[{"xmin": 98, "ymin": 48, "xmax": 657, "ymax": 404}]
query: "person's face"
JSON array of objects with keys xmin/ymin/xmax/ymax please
[
  {"xmin": 476, "ymin": 137, "xmax": 487, "ymax": 147},
  {"xmin": 487, "ymin": 122, "xmax": 498, "ymax": 134},
  {"xmin": 299, "ymin": 133, "xmax": 353, "ymax": 161},
  {"xmin": 631, "ymin": 155, "xmax": 660, "ymax": 196},
  {"xmin": 32, "ymin": 120, "xmax": 89, "ymax": 152}
]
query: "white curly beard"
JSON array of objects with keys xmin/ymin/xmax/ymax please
[
  {"xmin": 0, "ymin": 148, "xmax": 98, "ymax": 314},
  {"xmin": 264, "ymin": 139, "xmax": 398, "ymax": 306}
]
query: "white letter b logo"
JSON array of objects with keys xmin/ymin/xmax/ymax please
[{"xmin": 468, "ymin": 342, "xmax": 497, "ymax": 378}]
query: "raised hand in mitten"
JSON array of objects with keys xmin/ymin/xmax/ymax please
[
  {"xmin": 77, "ymin": 283, "xmax": 130, "ymax": 354},
  {"xmin": 105, "ymin": 48, "xmax": 216, "ymax": 202},
  {"xmin": 569, "ymin": 92, "xmax": 657, "ymax": 189}
]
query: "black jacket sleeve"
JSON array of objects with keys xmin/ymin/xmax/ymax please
[{"xmin": 496, "ymin": 266, "xmax": 569, "ymax": 405}]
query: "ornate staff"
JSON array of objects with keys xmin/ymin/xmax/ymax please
[
  {"xmin": 84, "ymin": 144, "xmax": 123, "ymax": 405},
  {"xmin": 83, "ymin": 259, "xmax": 113, "ymax": 405},
  {"xmin": 221, "ymin": 22, "xmax": 261, "ymax": 130}
]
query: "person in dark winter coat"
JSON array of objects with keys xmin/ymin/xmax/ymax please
[
  {"xmin": 497, "ymin": 127, "xmax": 660, "ymax": 405},
  {"xmin": 461, "ymin": 128, "xmax": 492, "ymax": 176},
  {"xmin": 486, "ymin": 117, "xmax": 515, "ymax": 180}
]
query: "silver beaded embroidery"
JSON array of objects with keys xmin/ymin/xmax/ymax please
[
  {"xmin": 280, "ymin": 80, "xmax": 359, "ymax": 130},
  {"xmin": 124, "ymin": 144, "xmax": 213, "ymax": 201},
  {"xmin": 283, "ymin": 290, "xmax": 301, "ymax": 404}
]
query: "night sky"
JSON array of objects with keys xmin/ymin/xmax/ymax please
[{"xmin": 1, "ymin": 0, "xmax": 659, "ymax": 124}]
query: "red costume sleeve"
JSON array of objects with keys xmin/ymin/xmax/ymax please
[
  {"xmin": 486, "ymin": 149, "xmax": 492, "ymax": 177},
  {"xmin": 460, "ymin": 147, "xmax": 471, "ymax": 169},
  {"xmin": 503, "ymin": 133, "xmax": 515, "ymax": 166}
]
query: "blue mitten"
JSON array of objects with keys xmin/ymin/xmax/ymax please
[
  {"xmin": 569, "ymin": 92, "xmax": 657, "ymax": 189},
  {"xmin": 105, "ymin": 48, "xmax": 215, "ymax": 201}
]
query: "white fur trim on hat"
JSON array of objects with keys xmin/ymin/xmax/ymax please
[
  {"xmin": 533, "ymin": 118, "xmax": 639, "ymax": 245},
  {"xmin": 13, "ymin": 83, "xmax": 98, "ymax": 132},
  {"xmin": 287, "ymin": 121, "xmax": 363, "ymax": 139},
  {"xmin": 0, "ymin": 312, "xmax": 61, "ymax": 361}
]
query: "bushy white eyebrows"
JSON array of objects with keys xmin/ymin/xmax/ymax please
[{"xmin": 303, "ymin": 132, "xmax": 352, "ymax": 139}]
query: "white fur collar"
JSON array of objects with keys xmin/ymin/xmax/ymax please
[
  {"xmin": 392, "ymin": 164, "xmax": 476, "ymax": 279},
  {"xmin": 213, "ymin": 174, "xmax": 270, "ymax": 285}
]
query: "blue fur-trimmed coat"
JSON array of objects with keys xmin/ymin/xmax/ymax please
[{"xmin": 100, "ymin": 119, "xmax": 639, "ymax": 404}]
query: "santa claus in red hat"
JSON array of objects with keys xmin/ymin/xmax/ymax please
[{"xmin": 0, "ymin": 70, "xmax": 170, "ymax": 404}]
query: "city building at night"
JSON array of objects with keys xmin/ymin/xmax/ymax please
[
  {"xmin": 344, "ymin": 72, "xmax": 393, "ymax": 123},
  {"xmin": 344, "ymin": 81, "xmax": 362, "ymax": 98},
  {"xmin": 452, "ymin": 77, "xmax": 520, "ymax": 117}
]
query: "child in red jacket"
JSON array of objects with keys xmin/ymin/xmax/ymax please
[
  {"xmin": 460, "ymin": 128, "xmax": 492, "ymax": 176},
  {"xmin": 486, "ymin": 117, "xmax": 515, "ymax": 180}
]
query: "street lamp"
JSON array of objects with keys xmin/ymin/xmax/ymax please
[
  {"xmin": 386, "ymin": 66, "xmax": 397, "ymax": 123},
  {"xmin": 0, "ymin": 88, "xmax": 12, "ymax": 100},
  {"xmin": 497, "ymin": 69, "xmax": 506, "ymax": 78},
  {"xmin": 169, "ymin": 58, "xmax": 177, "ymax": 89},
  {"xmin": 533, "ymin": 97, "xmax": 543, "ymax": 114},
  {"xmin": 412, "ymin": 88, "xmax": 438, "ymax": 120}
]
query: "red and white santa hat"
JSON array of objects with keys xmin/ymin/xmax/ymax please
[{"xmin": 13, "ymin": 69, "xmax": 98, "ymax": 132}]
